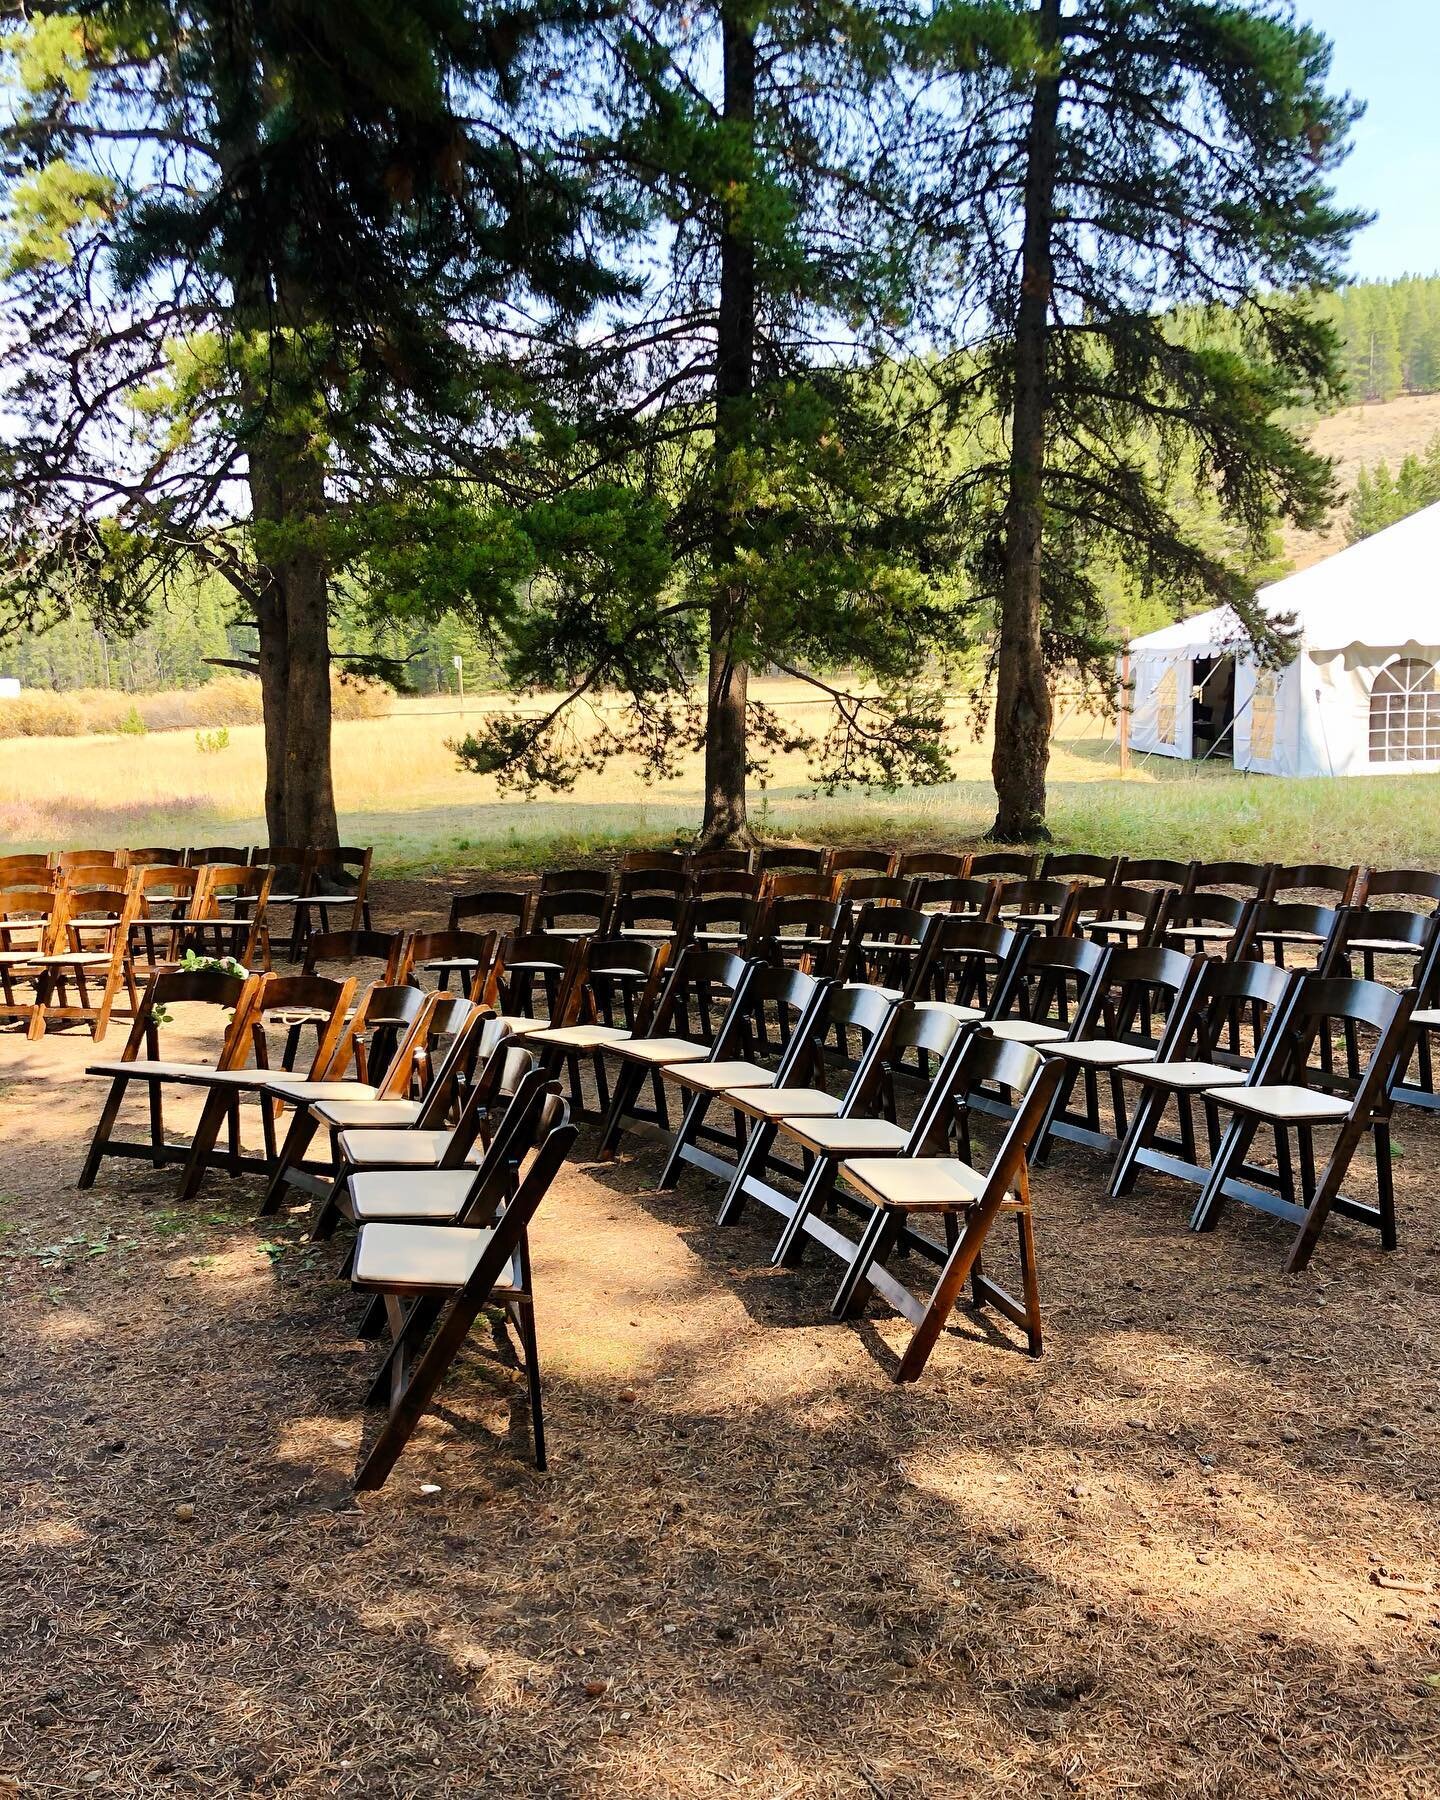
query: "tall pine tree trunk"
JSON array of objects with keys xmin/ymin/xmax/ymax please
[
  {"xmin": 702, "ymin": 2, "xmax": 757, "ymax": 850},
  {"xmin": 991, "ymin": 0, "xmax": 1061, "ymax": 842},
  {"xmin": 247, "ymin": 436, "xmax": 340, "ymax": 849}
]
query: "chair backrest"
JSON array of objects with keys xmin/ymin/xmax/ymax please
[
  {"xmin": 950, "ymin": 1033, "xmax": 1069, "ymax": 1180},
  {"xmin": 1116, "ymin": 857, "xmax": 1197, "ymax": 893},
  {"xmin": 1191, "ymin": 861, "xmax": 1274, "ymax": 897},
  {"xmin": 908, "ymin": 875, "xmax": 999, "ymax": 918},
  {"xmin": 836, "ymin": 874, "xmax": 913, "ymax": 907},
  {"xmin": 993, "ymin": 878, "xmax": 1083, "ymax": 936},
  {"xmin": 301, "ymin": 928, "xmax": 410, "ymax": 984},
  {"xmin": 188, "ymin": 845, "xmax": 251, "ymax": 866},
  {"xmin": 54, "ymin": 848, "xmax": 123, "ymax": 873},
  {"xmin": 799, "ymin": 978, "xmax": 898, "ymax": 1097},
  {"xmin": 532, "ymin": 888, "xmax": 609, "ymax": 935},
  {"xmin": 642, "ymin": 945, "xmax": 753, "ymax": 1045},
  {"xmin": 1337, "ymin": 906, "xmax": 1439, "ymax": 959},
  {"xmin": 755, "ymin": 896, "xmax": 847, "ymax": 973},
  {"xmin": 119, "ymin": 967, "xmax": 260, "ymax": 1066},
  {"xmin": 612, "ymin": 889, "xmax": 687, "ymax": 937},
  {"xmin": 1066, "ymin": 944, "xmax": 1197, "ymax": 1055},
  {"xmin": 969, "ymin": 850, "xmax": 1039, "ymax": 879},
  {"xmin": 690, "ymin": 847, "xmax": 757, "ymax": 874},
  {"xmin": 894, "ymin": 850, "xmax": 973, "ymax": 880},
  {"xmin": 484, "ymin": 931, "xmax": 584, "ymax": 1021},
  {"xmin": 990, "ymin": 933, "xmax": 1106, "ymax": 1029},
  {"xmin": 619, "ymin": 850, "xmax": 689, "ymax": 875},
  {"xmin": 688, "ymin": 866, "xmax": 762, "ymax": 900},
  {"xmin": 846, "ymin": 1000, "xmax": 973, "ymax": 1149},
  {"xmin": 448, "ymin": 890, "xmax": 531, "ymax": 935},
  {"xmin": 824, "ymin": 847, "xmax": 895, "ymax": 878},
  {"xmin": 128, "ymin": 864, "xmax": 201, "ymax": 904},
  {"xmin": 0, "ymin": 855, "xmax": 54, "ymax": 886},
  {"xmin": 923, "ymin": 916, "xmax": 1021, "ymax": 1010},
  {"xmin": 1267, "ymin": 863, "xmax": 1361, "ymax": 905},
  {"xmin": 61, "ymin": 884, "xmax": 132, "ymax": 930},
  {"xmin": 452, "ymin": 1068, "xmax": 566, "ymax": 1224},
  {"xmin": 761, "ymin": 870, "xmax": 829, "ymax": 901},
  {"xmin": 310, "ymin": 845, "xmax": 372, "ymax": 897},
  {"xmin": 413, "ymin": 1002, "xmax": 497, "ymax": 1124},
  {"xmin": 196, "ymin": 862, "xmax": 269, "ymax": 907},
  {"xmin": 839, "ymin": 903, "xmax": 939, "ymax": 996},
  {"xmin": 337, "ymin": 982, "xmax": 432, "ymax": 1086},
  {"xmin": 1168, "ymin": 956, "xmax": 1297, "ymax": 1072},
  {"xmin": 1039, "ymin": 852, "xmax": 1119, "ymax": 885},
  {"xmin": 572, "ymin": 936, "xmax": 667, "ymax": 1032},
  {"xmin": 538, "ymin": 866, "xmax": 610, "ymax": 895},
  {"xmin": 683, "ymin": 894, "xmax": 760, "ymax": 947},
  {"xmin": 453, "ymin": 1103, "xmax": 580, "ymax": 1302},
  {"xmin": 0, "ymin": 883, "xmax": 59, "ymax": 925},
  {"xmin": 242, "ymin": 972, "xmax": 357, "ymax": 1077},
  {"xmin": 713, "ymin": 963, "xmax": 823, "ymax": 1071},
  {"xmin": 1237, "ymin": 900, "xmax": 1344, "ymax": 968},
  {"xmin": 757, "ymin": 844, "xmax": 827, "ymax": 875},
  {"xmin": 408, "ymin": 929, "xmax": 497, "ymax": 991},
  {"xmin": 614, "ymin": 867, "xmax": 688, "ymax": 902},
  {"xmin": 125, "ymin": 847, "xmax": 186, "ymax": 868},
  {"xmin": 1359, "ymin": 867, "xmax": 1440, "ymax": 910},
  {"xmin": 1264, "ymin": 974, "xmax": 1412, "ymax": 1104},
  {"xmin": 250, "ymin": 846, "xmax": 315, "ymax": 890}
]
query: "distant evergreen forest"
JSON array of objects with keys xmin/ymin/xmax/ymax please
[{"xmin": 6, "ymin": 277, "xmax": 1440, "ymax": 696}]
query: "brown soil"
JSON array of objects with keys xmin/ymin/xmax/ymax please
[{"xmin": 2, "ymin": 875, "xmax": 1438, "ymax": 1798}]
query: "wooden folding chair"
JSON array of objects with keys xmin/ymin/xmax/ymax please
[
  {"xmin": 53, "ymin": 848, "xmax": 124, "ymax": 878},
  {"xmin": 524, "ymin": 936, "xmax": 669, "ymax": 1115},
  {"xmin": 1106, "ymin": 957, "xmax": 1298, "ymax": 1203},
  {"xmin": 894, "ymin": 850, "xmax": 974, "ymax": 882},
  {"xmin": 261, "ymin": 998, "xmax": 494, "ymax": 1212},
  {"xmin": 1191, "ymin": 975, "xmax": 1415, "ymax": 1270},
  {"xmin": 249, "ymin": 846, "xmax": 315, "ymax": 959},
  {"xmin": 300, "ymin": 928, "xmax": 411, "ymax": 986},
  {"xmin": 1190, "ymin": 860, "xmax": 1276, "ymax": 900},
  {"xmin": 1337, "ymin": 884, "xmax": 1440, "ymax": 980},
  {"xmin": 1038, "ymin": 851, "xmax": 1120, "ymax": 890},
  {"xmin": 824, "ymin": 847, "xmax": 896, "ymax": 880},
  {"xmin": 288, "ymin": 845, "xmax": 373, "ymax": 951},
  {"xmin": 690, "ymin": 847, "xmax": 757, "ymax": 876},
  {"xmin": 978, "ymin": 933, "xmax": 1106, "ymax": 1056},
  {"xmin": 1160, "ymin": 892, "xmax": 1252, "ymax": 958},
  {"xmin": 1235, "ymin": 900, "xmax": 1345, "ymax": 972},
  {"xmin": 123, "ymin": 865, "xmax": 205, "ymax": 1003},
  {"xmin": 969, "ymin": 850, "xmax": 1039, "ymax": 881},
  {"xmin": 0, "ymin": 884, "xmax": 63, "ymax": 1032},
  {"xmin": 538, "ymin": 865, "xmax": 611, "ymax": 896},
  {"xmin": 188, "ymin": 863, "xmax": 274, "ymax": 968},
  {"xmin": 483, "ymin": 930, "xmax": 584, "ymax": 1031},
  {"xmin": 0, "ymin": 855, "xmax": 56, "ymax": 887},
  {"xmin": 833, "ymin": 873, "xmax": 913, "ymax": 908},
  {"xmin": 348, "ymin": 1095, "xmax": 577, "ymax": 1488},
  {"xmin": 760, "ymin": 869, "xmax": 830, "ymax": 902},
  {"xmin": 309, "ymin": 1032, "xmax": 537, "ymax": 1239},
  {"xmin": 611, "ymin": 888, "xmax": 689, "ymax": 946},
  {"xmin": 620, "ymin": 849, "xmax": 690, "ymax": 876},
  {"xmin": 993, "ymin": 878, "xmax": 1083, "ymax": 937},
  {"xmin": 756, "ymin": 844, "xmax": 826, "ymax": 877},
  {"xmin": 1078, "ymin": 882, "xmax": 1167, "ymax": 947},
  {"xmin": 688, "ymin": 866, "xmax": 762, "ymax": 903},
  {"xmin": 126, "ymin": 846, "xmax": 187, "ymax": 868},
  {"xmin": 832, "ymin": 1036, "xmax": 1066, "ymax": 1380},
  {"xmin": 753, "ymin": 895, "xmax": 847, "ymax": 974},
  {"xmin": 187, "ymin": 845, "xmax": 252, "ymax": 867},
  {"xmin": 917, "ymin": 917, "xmax": 1021, "ymax": 1019},
  {"xmin": 1268, "ymin": 862, "xmax": 1363, "ymax": 908},
  {"xmin": 837, "ymin": 902, "xmax": 941, "ymax": 1001},
  {"xmin": 1030, "ymin": 945, "xmax": 1198, "ymax": 1158},
  {"xmin": 28, "ymin": 881, "xmax": 142, "ymax": 1039},
  {"xmin": 409, "ymin": 928, "xmax": 496, "ymax": 998},
  {"xmin": 79, "ymin": 968, "xmax": 261, "ymax": 1187},
  {"xmin": 532, "ymin": 888, "xmax": 609, "ymax": 940},
  {"xmin": 448, "ymin": 890, "xmax": 532, "ymax": 941},
  {"xmin": 593, "ymin": 948, "xmax": 755, "ymax": 1158},
  {"xmin": 654, "ymin": 966, "xmax": 828, "ymax": 1189},
  {"xmin": 1113, "ymin": 856, "xmax": 1198, "ymax": 900},
  {"xmin": 172, "ymin": 974, "xmax": 358, "ymax": 1197},
  {"xmin": 684, "ymin": 893, "xmax": 760, "ymax": 951},
  {"xmin": 713, "ymin": 980, "xmax": 898, "ymax": 1231},
  {"xmin": 908, "ymin": 875, "xmax": 999, "ymax": 919}
]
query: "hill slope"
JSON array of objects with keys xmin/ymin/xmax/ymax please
[{"xmin": 1284, "ymin": 391, "xmax": 1440, "ymax": 569}]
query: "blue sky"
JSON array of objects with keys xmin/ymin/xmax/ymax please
[{"xmin": 1300, "ymin": 0, "xmax": 1440, "ymax": 280}]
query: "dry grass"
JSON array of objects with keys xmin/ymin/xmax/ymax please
[
  {"xmin": 0, "ymin": 675, "xmax": 390, "ymax": 740},
  {"xmin": 0, "ymin": 873, "xmax": 1437, "ymax": 1797},
  {"xmin": 1283, "ymin": 391, "xmax": 1440, "ymax": 570},
  {"xmin": 3, "ymin": 681, "xmax": 1440, "ymax": 875}
]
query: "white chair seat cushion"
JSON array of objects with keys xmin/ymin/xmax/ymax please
[
  {"xmin": 1117, "ymin": 1059, "xmax": 1248, "ymax": 1090},
  {"xmin": 1255, "ymin": 929, "xmax": 1322, "ymax": 945},
  {"xmin": 526, "ymin": 1023, "xmax": 633, "ymax": 1049},
  {"xmin": 353, "ymin": 1222, "xmax": 492, "ymax": 1289},
  {"xmin": 787, "ymin": 1117, "xmax": 909, "ymax": 1154},
  {"xmin": 336, "ymin": 1128, "xmax": 477, "ymax": 1169},
  {"xmin": 348, "ymin": 1169, "xmax": 476, "ymax": 1223},
  {"xmin": 424, "ymin": 957, "xmax": 482, "ymax": 972},
  {"xmin": 1346, "ymin": 937, "xmax": 1422, "ymax": 955},
  {"xmin": 843, "ymin": 980, "xmax": 904, "ymax": 1001},
  {"xmin": 692, "ymin": 928, "xmax": 747, "ymax": 943},
  {"xmin": 312, "ymin": 1097, "xmax": 424, "ymax": 1129},
  {"xmin": 618, "ymin": 927, "xmax": 677, "ymax": 941},
  {"xmin": 984, "ymin": 1020, "xmax": 1068, "ymax": 1044},
  {"xmin": 1001, "ymin": 909, "xmax": 1061, "ymax": 926},
  {"xmin": 858, "ymin": 937, "xmax": 919, "ymax": 953},
  {"xmin": 913, "ymin": 999, "xmax": 984, "ymax": 1023},
  {"xmin": 612, "ymin": 1037, "xmax": 711, "ymax": 1064},
  {"xmin": 1047, "ymin": 1040, "xmax": 1158, "ymax": 1067},
  {"xmin": 1206, "ymin": 1083, "xmax": 1350, "ymax": 1122},
  {"xmin": 842, "ymin": 1156, "xmax": 986, "ymax": 1210},
  {"xmin": 256, "ymin": 1076, "xmax": 380, "ymax": 1103},
  {"xmin": 493, "ymin": 1015, "xmax": 558, "ymax": 1038},
  {"xmin": 1410, "ymin": 1007, "xmax": 1440, "ymax": 1028},
  {"xmin": 87, "ymin": 1057, "xmax": 215, "ymax": 1081},
  {"xmin": 30, "ymin": 951, "xmax": 112, "ymax": 965},
  {"xmin": 1086, "ymin": 918, "xmax": 1147, "ymax": 936},
  {"xmin": 669, "ymin": 1059, "xmax": 778, "ymax": 1092},
  {"xmin": 730, "ymin": 1085, "xmax": 844, "ymax": 1118},
  {"xmin": 1168, "ymin": 924, "xmax": 1235, "ymax": 941}
]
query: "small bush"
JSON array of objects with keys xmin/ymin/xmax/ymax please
[
  {"xmin": 195, "ymin": 726, "xmax": 230, "ymax": 754},
  {"xmin": 331, "ymin": 674, "xmax": 392, "ymax": 721},
  {"xmin": 117, "ymin": 704, "xmax": 148, "ymax": 736}
]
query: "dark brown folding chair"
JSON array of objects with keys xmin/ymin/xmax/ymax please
[
  {"xmin": 619, "ymin": 849, "xmax": 689, "ymax": 875},
  {"xmin": 1039, "ymin": 852, "xmax": 1120, "ymax": 888},
  {"xmin": 824, "ymin": 847, "xmax": 896, "ymax": 880},
  {"xmin": 409, "ymin": 928, "xmax": 496, "ymax": 998},
  {"xmin": 348, "ymin": 1091, "xmax": 577, "ymax": 1488},
  {"xmin": 1235, "ymin": 900, "xmax": 1345, "ymax": 971},
  {"xmin": 483, "ymin": 930, "xmax": 584, "ymax": 1032},
  {"xmin": 610, "ymin": 887, "xmax": 688, "ymax": 946},
  {"xmin": 1160, "ymin": 892, "xmax": 1251, "ymax": 958},
  {"xmin": 993, "ymin": 878, "xmax": 1083, "ymax": 937},
  {"xmin": 908, "ymin": 875, "xmax": 1000, "ymax": 919},
  {"xmin": 1344, "ymin": 870, "xmax": 1440, "ymax": 975},
  {"xmin": 761, "ymin": 868, "xmax": 830, "ymax": 902},
  {"xmin": 1388, "ymin": 918, "xmax": 1440, "ymax": 1115},
  {"xmin": 524, "ymin": 936, "xmax": 669, "ymax": 1115},
  {"xmin": 286, "ymin": 846, "xmax": 374, "ymax": 954},
  {"xmin": 837, "ymin": 902, "xmax": 940, "ymax": 1001},
  {"xmin": 1191, "ymin": 975, "xmax": 1414, "ymax": 1270},
  {"xmin": 756, "ymin": 844, "xmax": 826, "ymax": 877},
  {"xmin": 917, "ymin": 917, "xmax": 1020, "ymax": 1018},
  {"xmin": 753, "ymin": 895, "xmax": 847, "ymax": 974},
  {"xmin": 539, "ymin": 866, "xmax": 611, "ymax": 896},
  {"xmin": 687, "ymin": 866, "xmax": 762, "ymax": 901},
  {"xmin": 187, "ymin": 845, "xmax": 252, "ymax": 867},
  {"xmin": 683, "ymin": 893, "xmax": 760, "ymax": 951},
  {"xmin": 1114, "ymin": 856, "xmax": 1198, "ymax": 899},
  {"xmin": 977, "ymin": 933, "xmax": 1107, "ymax": 1064},
  {"xmin": 448, "ymin": 889, "xmax": 531, "ymax": 938},
  {"xmin": 690, "ymin": 847, "xmax": 757, "ymax": 876},
  {"xmin": 832, "ymin": 1036, "xmax": 1065, "ymax": 1379},
  {"xmin": 532, "ymin": 888, "xmax": 610, "ymax": 940},
  {"xmin": 1106, "ymin": 957, "xmax": 1298, "ymax": 1202},
  {"xmin": 894, "ymin": 850, "xmax": 973, "ymax": 882},
  {"xmin": 1190, "ymin": 860, "xmax": 1275, "ymax": 900},
  {"xmin": 1268, "ymin": 863, "xmax": 1362, "ymax": 908},
  {"xmin": 301, "ymin": 928, "xmax": 411, "ymax": 986},
  {"xmin": 969, "ymin": 850, "xmax": 1039, "ymax": 880},
  {"xmin": 835, "ymin": 873, "xmax": 913, "ymax": 908},
  {"xmin": 126, "ymin": 847, "xmax": 187, "ymax": 868}
]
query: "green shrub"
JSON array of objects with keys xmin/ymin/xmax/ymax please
[
  {"xmin": 117, "ymin": 704, "xmax": 148, "ymax": 735},
  {"xmin": 195, "ymin": 726, "xmax": 230, "ymax": 754}
]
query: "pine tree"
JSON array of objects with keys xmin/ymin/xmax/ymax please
[
  {"xmin": 919, "ymin": 0, "xmax": 1360, "ymax": 838},
  {"xmin": 0, "ymin": 1, "xmax": 623, "ymax": 841}
]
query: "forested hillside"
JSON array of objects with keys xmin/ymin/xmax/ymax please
[{"xmin": 1320, "ymin": 275, "xmax": 1440, "ymax": 403}]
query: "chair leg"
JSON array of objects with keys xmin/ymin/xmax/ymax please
[
  {"xmin": 511, "ymin": 1295, "xmax": 547, "ymax": 1471},
  {"xmin": 355, "ymin": 1294, "xmax": 482, "ymax": 1491},
  {"xmin": 1285, "ymin": 1116, "xmax": 1380, "ymax": 1274},
  {"xmin": 1189, "ymin": 1114, "xmax": 1259, "ymax": 1233},
  {"xmin": 259, "ymin": 1109, "xmax": 321, "ymax": 1215},
  {"xmin": 309, "ymin": 1171, "xmax": 350, "ymax": 1240},
  {"xmin": 1107, "ymin": 1084, "xmax": 1165, "ymax": 1198},
  {"xmin": 657, "ymin": 1089, "xmax": 710, "ymax": 1190},
  {"xmin": 595, "ymin": 1062, "xmax": 645, "ymax": 1161},
  {"xmin": 176, "ymin": 1089, "xmax": 232, "ymax": 1200},
  {"xmin": 1015, "ymin": 1204, "xmax": 1043, "ymax": 1357},
  {"xmin": 770, "ymin": 1157, "xmax": 837, "ymax": 1268},
  {"xmin": 831, "ymin": 1207, "xmax": 895, "ymax": 1319},
  {"xmin": 78, "ymin": 1076, "xmax": 128, "ymax": 1190},
  {"xmin": 715, "ymin": 1118, "xmax": 776, "ymax": 1226}
]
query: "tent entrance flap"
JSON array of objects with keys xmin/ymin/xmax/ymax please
[{"xmin": 1191, "ymin": 654, "xmax": 1235, "ymax": 761}]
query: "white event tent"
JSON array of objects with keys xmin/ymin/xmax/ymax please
[{"xmin": 1123, "ymin": 501, "xmax": 1440, "ymax": 776}]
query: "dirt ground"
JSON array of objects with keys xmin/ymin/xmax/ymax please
[{"xmin": 2, "ymin": 875, "xmax": 1439, "ymax": 1799}]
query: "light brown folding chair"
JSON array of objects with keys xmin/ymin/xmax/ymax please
[
  {"xmin": 0, "ymin": 884, "xmax": 66, "ymax": 1035},
  {"xmin": 189, "ymin": 863, "xmax": 274, "ymax": 967},
  {"xmin": 28, "ymin": 882, "xmax": 142, "ymax": 1039}
]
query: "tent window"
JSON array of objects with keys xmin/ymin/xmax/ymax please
[
  {"xmin": 1250, "ymin": 670, "xmax": 1278, "ymax": 761},
  {"xmin": 1154, "ymin": 666, "xmax": 1178, "ymax": 747},
  {"xmin": 1369, "ymin": 658, "xmax": 1440, "ymax": 764}
]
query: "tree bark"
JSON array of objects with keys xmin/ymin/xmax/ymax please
[
  {"xmin": 701, "ymin": 2, "xmax": 757, "ymax": 850},
  {"xmin": 247, "ymin": 437, "xmax": 340, "ymax": 849},
  {"xmin": 991, "ymin": 0, "xmax": 1062, "ymax": 842}
]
